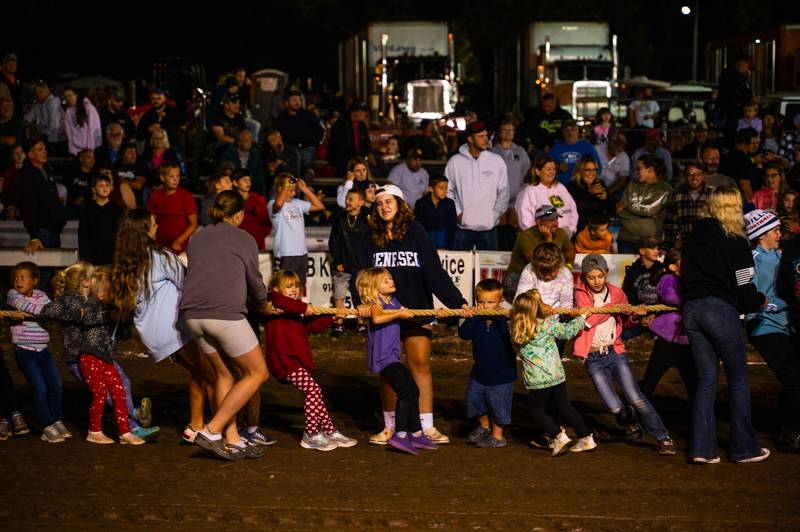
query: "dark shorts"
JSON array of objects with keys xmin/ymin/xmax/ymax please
[
  {"xmin": 400, "ymin": 321, "xmax": 433, "ymax": 339},
  {"xmin": 465, "ymin": 378, "xmax": 514, "ymax": 425}
]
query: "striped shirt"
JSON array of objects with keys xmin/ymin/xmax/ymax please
[{"xmin": 7, "ymin": 289, "xmax": 50, "ymax": 350}]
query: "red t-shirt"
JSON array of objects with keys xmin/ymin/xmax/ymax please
[
  {"xmin": 239, "ymin": 192, "xmax": 271, "ymax": 251},
  {"xmin": 147, "ymin": 187, "xmax": 197, "ymax": 251}
]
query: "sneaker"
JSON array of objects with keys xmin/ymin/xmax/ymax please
[
  {"xmin": 423, "ymin": 426, "xmax": 450, "ymax": 444},
  {"xmin": 325, "ymin": 431, "xmax": 358, "ymax": 448},
  {"xmin": 552, "ymin": 430, "xmax": 572, "ymax": 457},
  {"xmin": 194, "ymin": 431, "xmax": 237, "ymax": 461},
  {"xmin": 657, "ymin": 438, "xmax": 677, "ymax": 456},
  {"xmin": 241, "ymin": 427, "xmax": 277, "ymax": 446},
  {"xmin": 369, "ymin": 427, "xmax": 394, "ymax": 445},
  {"xmin": 409, "ymin": 433, "xmax": 438, "ymax": 450},
  {"xmin": 134, "ymin": 398, "xmax": 152, "ymax": 428},
  {"xmin": 530, "ymin": 434, "xmax": 555, "ymax": 449},
  {"xmin": 735, "ymin": 448, "xmax": 770, "ymax": 463},
  {"xmin": 300, "ymin": 431, "xmax": 337, "ymax": 452},
  {"xmin": 53, "ymin": 420, "xmax": 72, "ymax": 438},
  {"xmin": 475, "ymin": 435, "xmax": 508, "ymax": 449},
  {"xmin": 691, "ymin": 456, "xmax": 721, "ymax": 464},
  {"xmin": 227, "ymin": 442, "xmax": 264, "ymax": 459},
  {"xmin": 41, "ymin": 423, "xmax": 66, "ymax": 443},
  {"xmin": 387, "ymin": 433, "xmax": 419, "ymax": 455},
  {"xmin": 0, "ymin": 419, "xmax": 10, "ymax": 440},
  {"xmin": 331, "ymin": 324, "xmax": 345, "ymax": 338},
  {"xmin": 86, "ymin": 431, "xmax": 114, "ymax": 444},
  {"xmin": 120, "ymin": 431, "xmax": 146, "ymax": 445},
  {"xmin": 777, "ymin": 433, "xmax": 800, "ymax": 453},
  {"xmin": 131, "ymin": 426, "xmax": 161, "ymax": 442},
  {"xmin": 11, "ymin": 412, "xmax": 29, "ymax": 435},
  {"xmin": 181, "ymin": 424, "xmax": 199, "ymax": 443},
  {"xmin": 570, "ymin": 434, "xmax": 598, "ymax": 453},
  {"xmin": 466, "ymin": 425, "xmax": 491, "ymax": 444}
]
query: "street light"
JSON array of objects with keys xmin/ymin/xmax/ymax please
[{"xmin": 681, "ymin": 1, "xmax": 700, "ymax": 81}]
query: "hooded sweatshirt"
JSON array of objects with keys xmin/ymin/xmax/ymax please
[
  {"xmin": 515, "ymin": 182, "xmax": 579, "ymax": 235},
  {"xmin": 681, "ymin": 217, "xmax": 765, "ymax": 313},
  {"xmin": 445, "ymin": 144, "xmax": 509, "ymax": 231},
  {"xmin": 649, "ymin": 273, "xmax": 688, "ymax": 345},
  {"xmin": 618, "ymin": 180, "xmax": 672, "ymax": 244},
  {"xmin": 573, "ymin": 281, "xmax": 636, "ymax": 358}
]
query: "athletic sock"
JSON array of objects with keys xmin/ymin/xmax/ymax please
[
  {"xmin": 383, "ymin": 411, "xmax": 395, "ymax": 429},
  {"xmin": 247, "ymin": 426, "xmax": 259, "ymax": 433},
  {"xmin": 396, "ymin": 431, "xmax": 408, "ymax": 438},
  {"xmin": 420, "ymin": 413, "xmax": 434, "ymax": 431},
  {"xmin": 200, "ymin": 427, "xmax": 223, "ymax": 441}
]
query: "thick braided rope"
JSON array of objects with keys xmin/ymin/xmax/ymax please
[{"xmin": 303, "ymin": 304, "xmax": 676, "ymax": 317}]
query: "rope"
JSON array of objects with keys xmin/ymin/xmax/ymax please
[{"xmin": 303, "ymin": 304, "xmax": 677, "ymax": 317}]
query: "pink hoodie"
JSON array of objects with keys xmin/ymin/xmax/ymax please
[{"xmin": 573, "ymin": 280, "xmax": 636, "ymax": 359}]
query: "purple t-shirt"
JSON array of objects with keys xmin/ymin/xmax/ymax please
[{"xmin": 367, "ymin": 297, "xmax": 402, "ymax": 373}]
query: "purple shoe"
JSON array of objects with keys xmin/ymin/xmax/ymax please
[
  {"xmin": 409, "ymin": 433, "xmax": 438, "ymax": 450},
  {"xmin": 387, "ymin": 434, "xmax": 419, "ymax": 455}
]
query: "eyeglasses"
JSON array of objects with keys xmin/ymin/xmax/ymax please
[
  {"xmin": 686, "ymin": 171, "xmax": 703, "ymax": 177},
  {"xmin": 765, "ymin": 172, "xmax": 782, "ymax": 178},
  {"xmin": 584, "ymin": 167, "xmax": 598, "ymax": 173}
]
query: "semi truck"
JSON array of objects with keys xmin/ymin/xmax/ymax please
[
  {"xmin": 495, "ymin": 21, "xmax": 619, "ymax": 123},
  {"xmin": 338, "ymin": 21, "xmax": 458, "ymax": 123}
]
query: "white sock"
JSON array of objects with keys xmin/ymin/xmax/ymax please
[
  {"xmin": 383, "ymin": 411, "xmax": 395, "ymax": 429},
  {"xmin": 420, "ymin": 413, "xmax": 434, "ymax": 431},
  {"xmin": 247, "ymin": 425, "xmax": 258, "ymax": 433},
  {"xmin": 200, "ymin": 428, "xmax": 222, "ymax": 441},
  {"xmin": 396, "ymin": 431, "xmax": 407, "ymax": 438},
  {"xmin": 229, "ymin": 439, "xmax": 246, "ymax": 449}
]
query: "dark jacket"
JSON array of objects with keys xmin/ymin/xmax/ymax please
[
  {"xmin": 136, "ymin": 104, "xmax": 184, "ymax": 145},
  {"xmin": 681, "ymin": 217, "xmax": 765, "ymax": 312},
  {"xmin": 272, "ymin": 109, "xmax": 324, "ymax": 150},
  {"xmin": 719, "ymin": 149, "xmax": 761, "ymax": 191},
  {"xmin": 78, "ymin": 200, "xmax": 124, "ymax": 265},
  {"xmin": 19, "ymin": 160, "xmax": 67, "ymax": 239},
  {"xmin": 622, "ymin": 258, "xmax": 664, "ymax": 306},
  {"xmin": 414, "ymin": 193, "xmax": 457, "ymax": 249},
  {"xmin": 328, "ymin": 208, "xmax": 370, "ymax": 272},
  {"xmin": 41, "ymin": 293, "xmax": 115, "ymax": 364},
  {"xmin": 566, "ymin": 181, "xmax": 609, "ymax": 232},
  {"xmin": 458, "ymin": 316, "xmax": 516, "ymax": 386},
  {"xmin": 523, "ymin": 106, "xmax": 573, "ymax": 150},
  {"xmin": 777, "ymin": 238, "xmax": 800, "ymax": 327},
  {"xmin": 328, "ymin": 118, "xmax": 370, "ymax": 174},
  {"xmin": 351, "ymin": 221, "xmax": 467, "ymax": 323},
  {"xmin": 217, "ymin": 144, "xmax": 267, "ymax": 192}
]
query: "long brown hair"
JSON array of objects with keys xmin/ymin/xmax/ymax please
[
  {"xmin": 111, "ymin": 209, "xmax": 174, "ymax": 318},
  {"xmin": 369, "ymin": 195, "xmax": 415, "ymax": 248}
]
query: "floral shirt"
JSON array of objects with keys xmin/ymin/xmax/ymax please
[{"xmin": 519, "ymin": 315, "xmax": 586, "ymax": 390}]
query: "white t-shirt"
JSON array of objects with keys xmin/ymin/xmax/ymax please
[
  {"xmin": 630, "ymin": 100, "xmax": 660, "ymax": 129},
  {"xmin": 268, "ymin": 198, "xmax": 311, "ymax": 258},
  {"xmin": 590, "ymin": 288, "xmax": 616, "ymax": 353}
]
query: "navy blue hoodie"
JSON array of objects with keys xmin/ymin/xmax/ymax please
[{"xmin": 352, "ymin": 221, "xmax": 467, "ymax": 323}]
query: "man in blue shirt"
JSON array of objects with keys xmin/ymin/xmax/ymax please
[{"xmin": 548, "ymin": 120, "xmax": 602, "ymax": 186}]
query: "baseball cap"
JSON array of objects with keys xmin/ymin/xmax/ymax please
[
  {"xmin": 222, "ymin": 92, "xmax": 240, "ymax": 104},
  {"xmin": 3, "ymin": 53, "xmax": 18, "ymax": 63},
  {"xmin": 581, "ymin": 253, "xmax": 609, "ymax": 274},
  {"xmin": 744, "ymin": 209, "xmax": 780, "ymax": 241},
  {"xmin": 534, "ymin": 205, "xmax": 561, "ymax": 220},
  {"xmin": 467, "ymin": 121, "xmax": 487, "ymax": 136},
  {"xmin": 375, "ymin": 184, "xmax": 405, "ymax": 202},
  {"xmin": 637, "ymin": 235, "xmax": 660, "ymax": 249},
  {"xmin": 407, "ymin": 147, "xmax": 423, "ymax": 159},
  {"xmin": 149, "ymin": 87, "xmax": 165, "ymax": 96},
  {"xmin": 644, "ymin": 129, "xmax": 660, "ymax": 141}
]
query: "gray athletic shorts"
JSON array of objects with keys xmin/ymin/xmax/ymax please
[
  {"xmin": 332, "ymin": 270, "xmax": 351, "ymax": 299},
  {"xmin": 185, "ymin": 318, "xmax": 259, "ymax": 358}
]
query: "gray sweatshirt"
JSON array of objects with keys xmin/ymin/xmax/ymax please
[{"xmin": 180, "ymin": 222, "xmax": 268, "ymax": 320}]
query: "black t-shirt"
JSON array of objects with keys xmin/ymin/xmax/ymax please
[
  {"xmin": 524, "ymin": 106, "xmax": 574, "ymax": 150},
  {"xmin": 208, "ymin": 108, "xmax": 246, "ymax": 139},
  {"xmin": 99, "ymin": 107, "xmax": 135, "ymax": 140},
  {"xmin": 719, "ymin": 149, "xmax": 761, "ymax": 191},
  {"xmin": 113, "ymin": 158, "xmax": 149, "ymax": 205},
  {"xmin": 62, "ymin": 166, "xmax": 97, "ymax": 207},
  {"xmin": 0, "ymin": 115, "xmax": 23, "ymax": 165}
]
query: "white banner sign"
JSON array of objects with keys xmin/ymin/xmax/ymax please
[{"xmin": 432, "ymin": 251, "xmax": 474, "ymax": 309}]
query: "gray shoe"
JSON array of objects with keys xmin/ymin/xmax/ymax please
[
  {"xmin": 0, "ymin": 419, "xmax": 10, "ymax": 440},
  {"xmin": 226, "ymin": 442, "xmax": 264, "ymax": 459},
  {"xmin": 467, "ymin": 425, "xmax": 491, "ymax": 444},
  {"xmin": 300, "ymin": 431, "xmax": 337, "ymax": 452},
  {"xmin": 194, "ymin": 431, "xmax": 238, "ymax": 461},
  {"xmin": 475, "ymin": 435, "xmax": 507, "ymax": 448},
  {"xmin": 325, "ymin": 431, "xmax": 357, "ymax": 448},
  {"xmin": 41, "ymin": 423, "xmax": 66, "ymax": 443},
  {"xmin": 54, "ymin": 420, "xmax": 72, "ymax": 438}
]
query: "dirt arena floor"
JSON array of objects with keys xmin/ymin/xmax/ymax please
[{"xmin": 1, "ymin": 325, "xmax": 799, "ymax": 531}]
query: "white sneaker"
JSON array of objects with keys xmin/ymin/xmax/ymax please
[
  {"xmin": 551, "ymin": 430, "xmax": 572, "ymax": 457},
  {"xmin": 326, "ymin": 431, "xmax": 357, "ymax": 448},
  {"xmin": 86, "ymin": 431, "xmax": 114, "ymax": 444},
  {"xmin": 300, "ymin": 431, "xmax": 337, "ymax": 452},
  {"xmin": 423, "ymin": 426, "xmax": 450, "ymax": 444},
  {"xmin": 735, "ymin": 448, "xmax": 770, "ymax": 463},
  {"xmin": 119, "ymin": 432, "xmax": 146, "ymax": 445},
  {"xmin": 570, "ymin": 434, "xmax": 598, "ymax": 453}
]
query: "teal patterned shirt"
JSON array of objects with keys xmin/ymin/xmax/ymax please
[{"xmin": 519, "ymin": 315, "xmax": 586, "ymax": 390}]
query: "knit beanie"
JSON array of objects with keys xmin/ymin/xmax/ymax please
[{"xmin": 744, "ymin": 209, "xmax": 780, "ymax": 241}]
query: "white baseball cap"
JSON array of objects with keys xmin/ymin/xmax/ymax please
[{"xmin": 375, "ymin": 184, "xmax": 405, "ymax": 202}]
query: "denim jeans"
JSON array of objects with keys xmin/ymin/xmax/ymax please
[
  {"xmin": 452, "ymin": 227, "xmax": 497, "ymax": 251},
  {"xmin": 14, "ymin": 347, "xmax": 62, "ymax": 427},
  {"xmin": 584, "ymin": 349, "xmax": 670, "ymax": 441},
  {"xmin": 683, "ymin": 296, "xmax": 760, "ymax": 460}
]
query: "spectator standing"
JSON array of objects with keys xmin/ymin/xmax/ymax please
[
  {"xmin": 336, "ymin": 157, "xmax": 372, "ymax": 209},
  {"xmin": 208, "ymin": 93, "xmax": 246, "ymax": 157},
  {"xmin": 603, "ymin": 135, "xmax": 631, "ymax": 205},
  {"xmin": 1, "ymin": 144, "xmax": 25, "ymax": 219},
  {"xmin": 328, "ymin": 102, "xmax": 371, "ymax": 175},
  {"xmin": 516, "ymin": 156, "xmax": 578, "ymax": 236},
  {"xmin": 62, "ymin": 149, "xmax": 97, "ymax": 216},
  {"xmin": 20, "ymin": 138, "xmax": 67, "ymax": 255},
  {"xmin": 445, "ymin": 121, "xmax": 509, "ymax": 251},
  {"xmin": 199, "ymin": 173, "xmax": 233, "ymax": 227},
  {"xmin": 112, "ymin": 142, "xmax": 148, "ymax": 207},
  {"xmin": 523, "ymin": 93, "xmax": 572, "ymax": 153},
  {"xmin": 617, "ymin": 156, "xmax": 672, "ymax": 254},
  {"xmin": 388, "ymin": 148, "xmax": 429, "ymax": 210},
  {"xmin": 719, "ymin": 128, "xmax": 764, "ymax": 199},
  {"xmin": 749, "ymin": 164, "xmax": 786, "ymax": 211},
  {"xmin": 778, "ymin": 114, "xmax": 800, "ymax": 164},
  {"xmin": 78, "ymin": 174, "xmax": 123, "ymax": 265},
  {"xmin": 403, "ymin": 119, "xmax": 447, "ymax": 161},
  {"xmin": 146, "ymin": 163, "xmax": 198, "ymax": 253},
  {"xmin": 217, "ymin": 130, "xmax": 267, "ymax": 196},
  {"xmin": 718, "ymin": 54, "xmax": 754, "ymax": 141},
  {"xmin": 62, "ymin": 87, "xmax": 102, "ymax": 157},
  {"xmin": 700, "ymin": 145, "xmax": 738, "ymax": 190},
  {"xmin": 0, "ymin": 95, "xmax": 22, "ymax": 166},
  {"xmin": 630, "ymin": 129, "xmax": 673, "ymax": 182},
  {"xmin": 0, "ymin": 53, "xmax": 21, "ymax": 114},
  {"xmin": 760, "ymin": 110, "xmax": 782, "ymax": 155},
  {"xmin": 737, "ymin": 101, "xmax": 762, "ymax": 133},
  {"xmin": 142, "ymin": 129, "xmax": 182, "ymax": 190},
  {"xmin": 233, "ymin": 170, "xmax": 271, "ymax": 251},
  {"xmin": 136, "ymin": 88, "xmax": 184, "ymax": 151},
  {"xmin": 273, "ymin": 90, "xmax": 324, "ymax": 175},
  {"xmin": 662, "ymin": 161, "xmax": 713, "ymax": 250},
  {"xmin": 628, "ymin": 88, "xmax": 660, "ymax": 130},
  {"xmin": 23, "ymin": 82, "xmax": 66, "ymax": 151},
  {"xmin": 566, "ymin": 155, "xmax": 608, "ymax": 232},
  {"xmin": 99, "ymin": 92, "xmax": 134, "ymax": 140},
  {"xmin": 548, "ymin": 120, "xmax": 602, "ymax": 186},
  {"xmin": 414, "ymin": 175, "xmax": 457, "ymax": 250},
  {"xmin": 491, "ymin": 119, "xmax": 530, "ymax": 249}
]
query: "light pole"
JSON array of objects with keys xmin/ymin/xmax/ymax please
[{"xmin": 681, "ymin": 1, "xmax": 700, "ymax": 81}]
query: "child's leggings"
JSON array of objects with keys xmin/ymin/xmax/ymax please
[
  {"xmin": 78, "ymin": 354, "xmax": 130, "ymax": 434},
  {"xmin": 285, "ymin": 367, "xmax": 335, "ymax": 434},
  {"xmin": 528, "ymin": 382, "xmax": 590, "ymax": 439},
  {"xmin": 380, "ymin": 362, "xmax": 421, "ymax": 434},
  {"xmin": 69, "ymin": 361, "xmax": 139, "ymax": 429}
]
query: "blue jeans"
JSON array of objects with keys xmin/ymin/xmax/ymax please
[
  {"xmin": 584, "ymin": 349, "xmax": 669, "ymax": 441},
  {"xmin": 14, "ymin": 347, "xmax": 62, "ymax": 427},
  {"xmin": 683, "ymin": 296, "xmax": 760, "ymax": 460},
  {"xmin": 452, "ymin": 228, "xmax": 497, "ymax": 251},
  {"xmin": 69, "ymin": 360, "xmax": 139, "ymax": 430}
]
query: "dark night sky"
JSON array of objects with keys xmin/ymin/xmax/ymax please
[{"xmin": 3, "ymin": 0, "xmax": 798, "ymax": 104}]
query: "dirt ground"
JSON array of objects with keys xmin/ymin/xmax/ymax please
[{"xmin": 1, "ymin": 326, "xmax": 799, "ymax": 531}]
